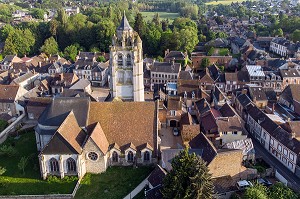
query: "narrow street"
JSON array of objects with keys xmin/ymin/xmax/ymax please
[{"xmin": 248, "ymin": 133, "xmax": 300, "ymax": 191}]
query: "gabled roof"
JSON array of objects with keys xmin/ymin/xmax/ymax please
[
  {"xmin": 42, "ymin": 111, "xmax": 86, "ymax": 154},
  {"xmin": 69, "ymin": 78, "xmax": 90, "ymax": 90},
  {"xmin": 216, "ymin": 117, "xmax": 242, "ymax": 132},
  {"xmin": 280, "ymin": 84, "xmax": 300, "ymax": 104},
  {"xmin": 219, "ymin": 103, "xmax": 236, "ymax": 117},
  {"xmin": 147, "ymin": 165, "xmax": 167, "ymax": 187},
  {"xmin": 151, "ymin": 62, "xmax": 181, "ymax": 73},
  {"xmin": 86, "ymin": 122, "xmax": 109, "ymax": 154},
  {"xmin": 0, "ymin": 85, "xmax": 21, "ymax": 103}
]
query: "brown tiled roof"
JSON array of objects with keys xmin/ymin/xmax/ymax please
[
  {"xmin": 281, "ymin": 84, "xmax": 300, "ymax": 104},
  {"xmin": 87, "ymin": 122, "xmax": 109, "ymax": 154},
  {"xmin": 88, "ymin": 102, "xmax": 157, "ymax": 154},
  {"xmin": 167, "ymin": 97, "xmax": 182, "ymax": 110},
  {"xmin": 219, "ymin": 103, "xmax": 236, "ymax": 117},
  {"xmin": 181, "ymin": 125, "xmax": 200, "ymax": 143},
  {"xmin": 225, "ymin": 72, "xmax": 238, "ymax": 82},
  {"xmin": 0, "ymin": 85, "xmax": 20, "ymax": 103},
  {"xmin": 42, "ymin": 111, "xmax": 86, "ymax": 154},
  {"xmin": 26, "ymin": 97, "xmax": 52, "ymax": 119},
  {"xmin": 216, "ymin": 117, "xmax": 242, "ymax": 132}
]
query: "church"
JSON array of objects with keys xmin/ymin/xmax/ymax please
[
  {"xmin": 109, "ymin": 12, "xmax": 144, "ymax": 101},
  {"xmin": 36, "ymin": 14, "xmax": 156, "ymax": 180}
]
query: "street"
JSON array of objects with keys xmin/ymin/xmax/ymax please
[{"xmin": 248, "ymin": 133, "xmax": 300, "ymax": 191}]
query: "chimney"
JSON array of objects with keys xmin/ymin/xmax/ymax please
[
  {"xmin": 172, "ymin": 57, "xmax": 175, "ymax": 66},
  {"xmin": 242, "ymin": 89, "xmax": 247, "ymax": 95},
  {"xmin": 38, "ymin": 62, "xmax": 42, "ymax": 68}
]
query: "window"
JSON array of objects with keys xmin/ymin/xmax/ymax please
[
  {"xmin": 223, "ymin": 132, "xmax": 227, "ymax": 135},
  {"xmin": 282, "ymin": 157, "xmax": 287, "ymax": 163},
  {"xmin": 118, "ymin": 54, "xmax": 123, "ymax": 66},
  {"xmin": 144, "ymin": 151, "xmax": 150, "ymax": 161},
  {"xmin": 270, "ymin": 139, "xmax": 274, "ymax": 146},
  {"xmin": 277, "ymin": 144, "xmax": 282, "ymax": 151},
  {"xmin": 290, "ymin": 153, "xmax": 294, "ymax": 161},
  {"xmin": 112, "ymin": 151, "xmax": 118, "ymax": 162},
  {"xmin": 127, "ymin": 151, "xmax": 134, "ymax": 162},
  {"xmin": 88, "ymin": 152, "xmax": 98, "ymax": 161},
  {"xmin": 283, "ymin": 149, "xmax": 288, "ymax": 155},
  {"xmin": 233, "ymin": 131, "xmax": 238, "ymax": 135},
  {"xmin": 170, "ymin": 110, "xmax": 176, "ymax": 116},
  {"xmin": 67, "ymin": 158, "xmax": 76, "ymax": 172},
  {"xmin": 126, "ymin": 54, "xmax": 132, "ymax": 67},
  {"xmin": 49, "ymin": 158, "xmax": 59, "ymax": 172}
]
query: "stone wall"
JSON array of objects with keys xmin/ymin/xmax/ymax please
[{"xmin": 83, "ymin": 139, "xmax": 107, "ymax": 173}]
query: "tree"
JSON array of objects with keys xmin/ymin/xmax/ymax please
[
  {"xmin": 272, "ymin": 28, "xmax": 283, "ymax": 37},
  {"xmin": 0, "ymin": 166, "xmax": 6, "ymax": 176},
  {"xmin": 18, "ymin": 156, "xmax": 28, "ymax": 175},
  {"xmin": 95, "ymin": 18, "xmax": 116, "ymax": 52},
  {"xmin": 49, "ymin": 19, "xmax": 59, "ymax": 41},
  {"xmin": 64, "ymin": 44, "xmax": 78, "ymax": 62},
  {"xmin": 161, "ymin": 148, "xmax": 214, "ymax": 199},
  {"xmin": 201, "ymin": 58, "xmax": 210, "ymax": 69},
  {"xmin": 134, "ymin": 13, "xmax": 145, "ymax": 37},
  {"xmin": 292, "ymin": 29, "xmax": 300, "ymax": 42},
  {"xmin": 40, "ymin": 37, "xmax": 58, "ymax": 56},
  {"xmin": 152, "ymin": 13, "xmax": 160, "ymax": 26},
  {"xmin": 243, "ymin": 183, "xmax": 268, "ymax": 199},
  {"xmin": 97, "ymin": 55, "xmax": 106, "ymax": 62},
  {"xmin": 31, "ymin": 8, "xmax": 45, "ymax": 20},
  {"xmin": 207, "ymin": 46, "xmax": 215, "ymax": 56},
  {"xmin": 268, "ymin": 182, "xmax": 298, "ymax": 199}
]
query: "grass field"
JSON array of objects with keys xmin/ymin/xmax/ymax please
[
  {"xmin": 205, "ymin": 0, "xmax": 248, "ymax": 5},
  {"xmin": 0, "ymin": 132, "xmax": 77, "ymax": 195},
  {"xmin": 75, "ymin": 166, "xmax": 153, "ymax": 199},
  {"xmin": 139, "ymin": 12, "xmax": 180, "ymax": 22}
]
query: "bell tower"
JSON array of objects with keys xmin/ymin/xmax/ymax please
[{"xmin": 109, "ymin": 12, "xmax": 144, "ymax": 101}]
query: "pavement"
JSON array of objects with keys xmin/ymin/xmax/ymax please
[
  {"xmin": 248, "ymin": 133, "xmax": 300, "ymax": 191},
  {"xmin": 159, "ymin": 127, "xmax": 183, "ymax": 150}
]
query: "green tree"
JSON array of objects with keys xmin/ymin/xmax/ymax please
[
  {"xmin": 49, "ymin": 19, "xmax": 59, "ymax": 41},
  {"xmin": 134, "ymin": 13, "xmax": 145, "ymax": 37},
  {"xmin": 161, "ymin": 148, "xmax": 214, "ymax": 199},
  {"xmin": 31, "ymin": 8, "xmax": 45, "ymax": 20},
  {"xmin": 0, "ymin": 24, "xmax": 14, "ymax": 42},
  {"xmin": 96, "ymin": 18, "xmax": 116, "ymax": 52},
  {"xmin": 97, "ymin": 55, "xmax": 106, "ymax": 62},
  {"xmin": 56, "ymin": 8, "xmax": 68, "ymax": 26},
  {"xmin": 243, "ymin": 183, "xmax": 268, "ymax": 199},
  {"xmin": 268, "ymin": 182, "xmax": 298, "ymax": 199},
  {"xmin": 201, "ymin": 58, "xmax": 210, "ymax": 69},
  {"xmin": 18, "ymin": 156, "xmax": 28, "ymax": 175},
  {"xmin": 272, "ymin": 28, "xmax": 283, "ymax": 37},
  {"xmin": 40, "ymin": 37, "xmax": 58, "ymax": 56},
  {"xmin": 144, "ymin": 23, "xmax": 162, "ymax": 56},
  {"xmin": 292, "ymin": 29, "xmax": 300, "ymax": 42},
  {"xmin": 178, "ymin": 27, "xmax": 199, "ymax": 54},
  {"xmin": 152, "ymin": 13, "xmax": 160, "ymax": 26},
  {"xmin": 64, "ymin": 44, "xmax": 78, "ymax": 62}
]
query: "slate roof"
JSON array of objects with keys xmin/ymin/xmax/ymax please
[
  {"xmin": 189, "ymin": 132, "xmax": 218, "ymax": 164},
  {"xmin": 213, "ymin": 176, "xmax": 237, "ymax": 194},
  {"xmin": 11, "ymin": 71, "xmax": 37, "ymax": 84},
  {"xmin": 248, "ymin": 86, "xmax": 267, "ymax": 101},
  {"xmin": 219, "ymin": 103, "xmax": 236, "ymax": 117},
  {"xmin": 117, "ymin": 12, "xmax": 132, "ymax": 31},
  {"xmin": 164, "ymin": 51, "xmax": 186, "ymax": 61},
  {"xmin": 178, "ymin": 71, "xmax": 192, "ymax": 80},
  {"xmin": 280, "ymin": 69, "xmax": 300, "ymax": 78},
  {"xmin": 38, "ymin": 97, "xmax": 90, "ymax": 127},
  {"xmin": 280, "ymin": 84, "xmax": 300, "ymax": 104},
  {"xmin": 147, "ymin": 165, "xmax": 167, "ymax": 187},
  {"xmin": 151, "ymin": 62, "xmax": 181, "ymax": 73}
]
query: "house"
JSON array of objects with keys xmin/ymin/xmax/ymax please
[
  {"xmin": 48, "ymin": 62, "xmax": 64, "ymax": 75},
  {"xmin": 0, "ymin": 85, "xmax": 28, "ymax": 116},
  {"xmin": 278, "ymin": 84, "xmax": 300, "ymax": 115},
  {"xmin": 247, "ymin": 85, "xmax": 268, "ymax": 109},
  {"xmin": 191, "ymin": 53, "xmax": 232, "ymax": 72},
  {"xmin": 244, "ymin": 65, "xmax": 265, "ymax": 86},
  {"xmin": 166, "ymin": 97, "xmax": 183, "ymax": 127},
  {"xmin": 69, "ymin": 78, "xmax": 92, "ymax": 95},
  {"xmin": 164, "ymin": 50, "xmax": 187, "ymax": 63},
  {"xmin": 0, "ymin": 55, "xmax": 22, "ymax": 71},
  {"xmin": 150, "ymin": 61, "xmax": 181, "ymax": 91},
  {"xmin": 247, "ymin": 104, "xmax": 300, "ymax": 174},
  {"xmin": 10, "ymin": 71, "xmax": 40, "ymax": 90},
  {"xmin": 280, "ymin": 68, "xmax": 300, "ymax": 89},
  {"xmin": 144, "ymin": 164, "xmax": 167, "ymax": 199},
  {"xmin": 26, "ymin": 97, "xmax": 52, "ymax": 120},
  {"xmin": 64, "ymin": 7, "xmax": 80, "ymax": 16},
  {"xmin": 36, "ymin": 98, "xmax": 158, "ymax": 179},
  {"xmin": 270, "ymin": 37, "xmax": 290, "ymax": 57},
  {"xmin": 225, "ymin": 72, "xmax": 240, "ymax": 92}
]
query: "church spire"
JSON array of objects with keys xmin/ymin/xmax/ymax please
[{"xmin": 117, "ymin": 11, "xmax": 133, "ymax": 31}]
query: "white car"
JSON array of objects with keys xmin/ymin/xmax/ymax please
[
  {"xmin": 173, "ymin": 127, "xmax": 179, "ymax": 136},
  {"xmin": 236, "ymin": 180, "xmax": 253, "ymax": 190}
]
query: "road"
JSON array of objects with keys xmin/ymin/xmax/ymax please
[{"xmin": 248, "ymin": 133, "xmax": 300, "ymax": 191}]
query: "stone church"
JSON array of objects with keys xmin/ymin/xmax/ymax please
[
  {"xmin": 36, "ymin": 97, "xmax": 158, "ymax": 179},
  {"xmin": 109, "ymin": 12, "xmax": 144, "ymax": 101}
]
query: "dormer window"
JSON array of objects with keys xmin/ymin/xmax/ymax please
[
  {"xmin": 144, "ymin": 151, "xmax": 150, "ymax": 161},
  {"xmin": 112, "ymin": 151, "xmax": 118, "ymax": 162},
  {"xmin": 127, "ymin": 151, "xmax": 134, "ymax": 162}
]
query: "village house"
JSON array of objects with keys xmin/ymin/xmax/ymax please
[
  {"xmin": 0, "ymin": 55, "xmax": 22, "ymax": 71},
  {"xmin": 280, "ymin": 68, "xmax": 300, "ymax": 89},
  {"xmin": 0, "ymin": 85, "xmax": 28, "ymax": 116},
  {"xmin": 278, "ymin": 84, "xmax": 300, "ymax": 116},
  {"xmin": 36, "ymin": 97, "xmax": 158, "ymax": 179}
]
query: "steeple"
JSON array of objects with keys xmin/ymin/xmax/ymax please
[{"xmin": 117, "ymin": 11, "xmax": 133, "ymax": 31}]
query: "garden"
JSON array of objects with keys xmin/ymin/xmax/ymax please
[{"xmin": 0, "ymin": 131, "xmax": 77, "ymax": 195}]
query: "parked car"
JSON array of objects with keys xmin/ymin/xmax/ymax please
[
  {"xmin": 257, "ymin": 178, "xmax": 272, "ymax": 186},
  {"xmin": 173, "ymin": 127, "xmax": 179, "ymax": 136},
  {"xmin": 236, "ymin": 180, "xmax": 253, "ymax": 190}
]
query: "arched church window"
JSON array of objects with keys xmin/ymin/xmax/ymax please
[
  {"xmin": 144, "ymin": 151, "xmax": 150, "ymax": 161},
  {"xmin": 118, "ymin": 54, "xmax": 123, "ymax": 67},
  {"xmin": 126, "ymin": 54, "xmax": 132, "ymax": 67},
  {"xmin": 49, "ymin": 158, "xmax": 59, "ymax": 172},
  {"xmin": 127, "ymin": 151, "xmax": 134, "ymax": 162},
  {"xmin": 67, "ymin": 158, "xmax": 76, "ymax": 172},
  {"xmin": 112, "ymin": 151, "xmax": 118, "ymax": 162}
]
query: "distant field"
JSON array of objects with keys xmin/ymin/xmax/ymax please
[
  {"xmin": 139, "ymin": 11, "xmax": 180, "ymax": 22},
  {"xmin": 205, "ymin": 0, "xmax": 248, "ymax": 5}
]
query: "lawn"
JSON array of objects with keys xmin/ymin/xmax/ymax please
[
  {"xmin": 75, "ymin": 166, "xmax": 154, "ymax": 199},
  {"xmin": 139, "ymin": 12, "xmax": 180, "ymax": 22},
  {"xmin": 205, "ymin": 0, "xmax": 250, "ymax": 5},
  {"xmin": 0, "ymin": 131, "xmax": 77, "ymax": 195}
]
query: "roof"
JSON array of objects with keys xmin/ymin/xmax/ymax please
[
  {"xmin": 246, "ymin": 65, "xmax": 265, "ymax": 77},
  {"xmin": 178, "ymin": 71, "xmax": 192, "ymax": 80},
  {"xmin": 280, "ymin": 69, "xmax": 300, "ymax": 78},
  {"xmin": 164, "ymin": 51, "xmax": 186, "ymax": 61},
  {"xmin": 11, "ymin": 71, "xmax": 38, "ymax": 84},
  {"xmin": 42, "ymin": 111, "xmax": 86, "ymax": 154},
  {"xmin": 86, "ymin": 122, "xmax": 109, "ymax": 154},
  {"xmin": 280, "ymin": 84, "xmax": 300, "ymax": 104},
  {"xmin": 236, "ymin": 93, "xmax": 252, "ymax": 108},
  {"xmin": 219, "ymin": 103, "xmax": 236, "ymax": 117},
  {"xmin": 117, "ymin": 12, "xmax": 132, "ymax": 31},
  {"xmin": 189, "ymin": 132, "xmax": 218, "ymax": 164},
  {"xmin": 225, "ymin": 72, "xmax": 238, "ymax": 82},
  {"xmin": 38, "ymin": 97, "xmax": 90, "ymax": 127},
  {"xmin": 216, "ymin": 117, "xmax": 242, "ymax": 132},
  {"xmin": 223, "ymin": 138, "xmax": 254, "ymax": 156},
  {"xmin": 213, "ymin": 176, "xmax": 237, "ymax": 194},
  {"xmin": 0, "ymin": 85, "xmax": 20, "ymax": 103},
  {"xmin": 88, "ymin": 102, "xmax": 157, "ymax": 154},
  {"xmin": 147, "ymin": 165, "xmax": 167, "ymax": 187},
  {"xmin": 151, "ymin": 62, "xmax": 181, "ymax": 74},
  {"xmin": 248, "ymin": 86, "xmax": 267, "ymax": 101},
  {"xmin": 69, "ymin": 78, "xmax": 90, "ymax": 90}
]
